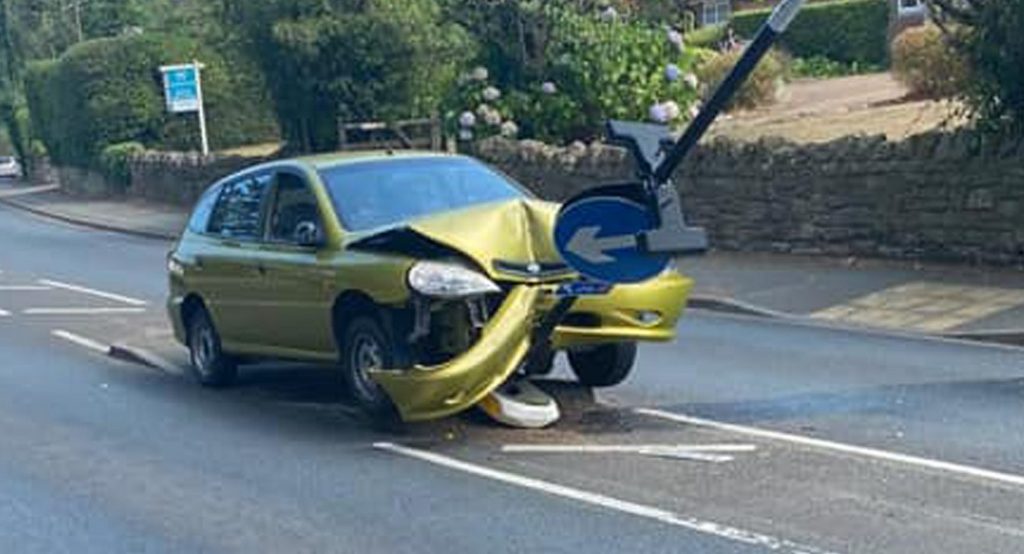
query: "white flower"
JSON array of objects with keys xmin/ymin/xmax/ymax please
[
  {"xmin": 663, "ymin": 100, "xmax": 681, "ymax": 121},
  {"xmin": 458, "ymin": 129, "xmax": 475, "ymax": 141},
  {"xmin": 541, "ymin": 81, "xmax": 558, "ymax": 95},
  {"xmin": 482, "ymin": 86, "xmax": 502, "ymax": 102},
  {"xmin": 667, "ymin": 29, "xmax": 684, "ymax": 50},
  {"xmin": 476, "ymin": 104, "xmax": 492, "ymax": 118},
  {"xmin": 689, "ymin": 103, "xmax": 702, "ymax": 120},
  {"xmin": 484, "ymin": 109, "xmax": 503, "ymax": 126},
  {"xmin": 600, "ymin": 6, "xmax": 618, "ymax": 22},
  {"xmin": 683, "ymin": 72, "xmax": 699, "ymax": 89},
  {"xmin": 459, "ymin": 111, "xmax": 477, "ymax": 128},
  {"xmin": 649, "ymin": 102, "xmax": 670, "ymax": 123},
  {"xmin": 665, "ymin": 64, "xmax": 681, "ymax": 82},
  {"xmin": 500, "ymin": 121, "xmax": 519, "ymax": 138},
  {"xmin": 470, "ymin": 66, "xmax": 489, "ymax": 82}
]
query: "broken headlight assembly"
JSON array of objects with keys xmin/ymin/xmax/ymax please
[{"xmin": 407, "ymin": 261, "xmax": 500, "ymax": 299}]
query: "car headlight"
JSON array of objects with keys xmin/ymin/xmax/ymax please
[{"xmin": 408, "ymin": 261, "xmax": 500, "ymax": 299}]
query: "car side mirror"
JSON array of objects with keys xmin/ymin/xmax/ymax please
[{"xmin": 295, "ymin": 221, "xmax": 326, "ymax": 248}]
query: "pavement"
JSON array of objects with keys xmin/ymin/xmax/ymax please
[
  {"xmin": 2, "ymin": 183, "xmax": 1024, "ymax": 553},
  {"xmin": 3, "ymin": 180, "xmax": 1024, "ymax": 342}
]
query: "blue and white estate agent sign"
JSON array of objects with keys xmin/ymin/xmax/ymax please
[{"xmin": 160, "ymin": 62, "xmax": 210, "ymax": 155}]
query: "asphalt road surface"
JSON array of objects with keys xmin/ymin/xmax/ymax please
[{"xmin": 1, "ymin": 203, "xmax": 1022, "ymax": 554}]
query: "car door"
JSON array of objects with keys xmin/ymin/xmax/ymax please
[
  {"xmin": 200, "ymin": 172, "xmax": 273, "ymax": 348},
  {"xmin": 252, "ymin": 169, "xmax": 336, "ymax": 357}
]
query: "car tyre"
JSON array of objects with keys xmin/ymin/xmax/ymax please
[
  {"xmin": 522, "ymin": 348, "xmax": 555, "ymax": 376},
  {"xmin": 186, "ymin": 307, "xmax": 238, "ymax": 387},
  {"xmin": 567, "ymin": 342, "xmax": 637, "ymax": 387},
  {"xmin": 340, "ymin": 315, "xmax": 401, "ymax": 424}
]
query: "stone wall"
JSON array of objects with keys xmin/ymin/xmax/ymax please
[
  {"xmin": 55, "ymin": 151, "xmax": 267, "ymax": 206},
  {"xmin": 126, "ymin": 152, "xmax": 269, "ymax": 206},
  {"xmin": 475, "ymin": 131, "xmax": 1024, "ymax": 265}
]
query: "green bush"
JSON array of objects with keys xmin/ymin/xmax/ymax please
[
  {"xmin": 686, "ymin": 24, "xmax": 728, "ymax": 50},
  {"xmin": 930, "ymin": 0, "xmax": 1024, "ymax": 133},
  {"xmin": 24, "ymin": 33, "xmax": 278, "ymax": 168},
  {"xmin": 696, "ymin": 48, "xmax": 785, "ymax": 110},
  {"xmin": 788, "ymin": 55, "xmax": 883, "ymax": 79},
  {"xmin": 891, "ymin": 24, "xmax": 968, "ymax": 99},
  {"xmin": 731, "ymin": 0, "xmax": 889, "ymax": 66},
  {"xmin": 98, "ymin": 141, "xmax": 146, "ymax": 187},
  {"xmin": 444, "ymin": 5, "xmax": 710, "ymax": 143},
  {"xmin": 244, "ymin": 0, "xmax": 473, "ymax": 152}
]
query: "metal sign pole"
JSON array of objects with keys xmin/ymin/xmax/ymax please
[
  {"xmin": 193, "ymin": 61, "xmax": 210, "ymax": 157},
  {"xmin": 655, "ymin": 0, "xmax": 805, "ymax": 182}
]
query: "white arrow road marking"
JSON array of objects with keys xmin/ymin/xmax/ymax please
[
  {"xmin": 375, "ymin": 442, "xmax": 840, "ymax": 554},
  {"xmin": 37, "ymin": 279, "xmax": 148, "ymax": 307},
  {"xmin": 52, "ymin": 330, "xmax": 111, "ymax": 354},
  {"xmin": 501, "ymin": 443, "xmax": 757, "ymax": 463},
  {"xmin": 566, "ymin": 226, "xmax": 637, "ymax": 264}
]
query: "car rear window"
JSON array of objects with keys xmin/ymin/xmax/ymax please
[{"xmin": 318, "ymin": 157, "xmax": 526, "ymax": 231}]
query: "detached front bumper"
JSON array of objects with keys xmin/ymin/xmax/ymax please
[{"xmin": 370, "ymin": 285, "xmax": 541, "ymax": 422}]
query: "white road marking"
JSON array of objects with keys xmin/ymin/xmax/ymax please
[
  {"xmin": 23, "ymin": 308, "xmax": 147, "ymax": 316},
  {"xmin": 503, "ymin": 443, "xmax": 757, "ymax": 463},
  {"xmin": 51, "ymin": 330, "xmax": 111, "ymax": 354},
  {"xmin": 37, "ymin": 279, "xmax": 148, "ymax": 306},
  {"xmin": 0, "ymin": 285, "xmax": 51, "ymax": 291},
  {"xmin": 0, "ymin": 308, "xmax": 10, "ymax": 317},
  {"xmin": 374, "ymin": 442, "xmax": 839, "ymax": 554},
  {"xmin": 638, "ymin": 408, "xmax": 1024, "ymax": 488},
  {"xmin": 502, "ymin": 443, "xmax": 757, "ymax": 454}
]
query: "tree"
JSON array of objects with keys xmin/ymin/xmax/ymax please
[{"xmin": 929, "ymin": 0, "xmax": 1024, "ymax": 133}]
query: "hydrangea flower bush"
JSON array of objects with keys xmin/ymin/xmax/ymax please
[{"xmin": 446, "ymin": 3, "xmax": 714, "ymax": 144}]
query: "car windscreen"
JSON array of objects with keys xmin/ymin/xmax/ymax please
[{"xmin": 319, "ymin": 157, "xmax": 527, "ymax": 231}]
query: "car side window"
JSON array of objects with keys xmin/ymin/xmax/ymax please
[
  {"xmin": 268, "ymin": 172, "xmax": 321, "ymax": 244},
  {"xmin": 188, "ymin": 183, "xmax": 223, "ymax": 234},
  {"xmin": 207, "ymin": 173, "xmax": 272, "ymax": 240}
]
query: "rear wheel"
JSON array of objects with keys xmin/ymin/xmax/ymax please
[
  {"xmin": 567, "ymin": 342, "xmax": 637, "ymax": 387},
  {"xmin": 186, "ymin": 307, "xmax": 237, "ymax": 387},
  {"xmin": 340, "ymin": 316, "xmax": 400, "ymax": 422}
]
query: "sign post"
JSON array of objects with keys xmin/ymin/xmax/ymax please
[
  {"xmin": 555, "ymin": 0, "xmax": 806, "ymax": 284},
  {"xmin": 159, "ymin": 62, "xmax": 210, "ymax": 156}
]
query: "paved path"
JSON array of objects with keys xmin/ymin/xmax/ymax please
[{"xmin": 2, "ymin": 194, "xmax": 1024, "ymax": 553}]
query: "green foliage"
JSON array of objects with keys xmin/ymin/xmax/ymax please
[
  {"xmin": 444, "ymin": 4, "xmax": 708, "ymax": 143},
  {"xmin": 697, "ymin": 48, "xmax": 784, "ymax": 110},
  {"xmin": 788, "ymin": 55, "xmax": 883, "ymax": 79},
  {"xmin": 731, "ymin": 0, "xmax": 890, "ymax": 66},
  {"xmin": 233, "ymin": 0, "xmax": 473, "ymax": 152},
  {"xmin": 99, "ymin": 141, "xmax": 146, "ymax": 187},
  {"xmin": 24, "ymin": 33, "xmax": 278, "ymax": 167},
  {"xmin": 686, "ymin": 24, "xmax": 728, "ymax": 50},
  {"xmin": 930, "ymin": 0, "xmax": 1024, "ymax": 133},
  {"xmin": 891, "ymin": 24, "xmax": 968, "ymax": 99}
]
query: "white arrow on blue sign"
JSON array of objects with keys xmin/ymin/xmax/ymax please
[{"xmin": 554, "ymin": 196, "xmax": 671, "ymax": 284}]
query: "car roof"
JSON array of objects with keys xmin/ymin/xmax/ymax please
[{"xmin": 295, "ymin": 150, "xmax": 458, "ymax": 171}]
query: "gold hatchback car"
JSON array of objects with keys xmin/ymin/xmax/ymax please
[{"xmin": 167, "ymin": 152, "xmax": 693, "ymax": 422}]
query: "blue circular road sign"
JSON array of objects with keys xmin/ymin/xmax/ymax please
[{"xmin": 554, "ymin": 196, "xmax": 670, "ymax": 284}]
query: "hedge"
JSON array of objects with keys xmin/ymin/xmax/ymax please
[
  {"xmin": 731, "ymin": 0, "xmax": 890, "ymax": 66},
  {"xmin": 25, "ymin": 33, "xmax": 278, "ymax": 168}
]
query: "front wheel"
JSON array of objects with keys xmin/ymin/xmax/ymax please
[
  {"xmin": 340, "ymin": 316, "xmax": 400, "ymax": 423},
  {"xmin": 186, "ymin": 307, "xmax": 238, "ymax": 387},
  {"xmin": 567, "ymin": 342, "xmax": 637, "ymax": 388}
]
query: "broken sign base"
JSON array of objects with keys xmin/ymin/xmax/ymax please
[{"xmin": 478, "ymin": 379, "xmax": 560, "ymax": 429}]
